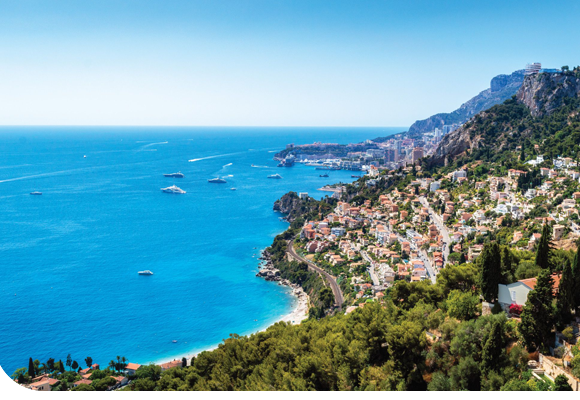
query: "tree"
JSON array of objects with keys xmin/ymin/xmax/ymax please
[
  {"xmin": 446, "ymin": 290, "xmax": 479, "ymax": 320},
  {"xmin": 319, "ymin": 287, "xmax": 334, "ymax": 309},
  {"xmin": 58, "ymin": 360, "xmax": 65, "ymax": 374},
  {"xmin": 71, "ymin": 360, "xmax": 79, "ymax": 371},
  {"xmin": 46, "ymin": 358, "xmax": 55, "ymax": 373},
  {"xmin": 427, "ymin": 371, "xmax": 450, "ymax": 391},
  {"xmin": 459, "ymin": 252, "xmax": 466, "ymax": 264},
  {"xmin": 555, "ymin": 262, "xmax": 574, "ymax": 328},
  {"xmin": 573, "ymin": 247, "xmax": 580, "ymax": 311},
  {"xmin": 85, "ymin": 357, "xmax": 93, "ymax": 369},
  {"xmin": 133, "ymin": 378, "xmax": 156, "ymax": 391},
  {"xmin": 554, "ymin": 374, "xmax": 573, "ymax": 391},
  {"xmin": 12, "ymin": 367, "xmax": 28, "ymax": 384},
  {"xmin": 71, "ymin": 383, "xmax": 96, "ymax": 400},
  {"xmin": 535, "ymin": 224, "xmax": 553, "ymax": 270},
  {"xmin": 181, "ymin": 357, "xmax": 187, "ymax": 368},
  {"xmin": 501, "ymin": 246, "xmax": 514, "ymax": 283},
  {"xmin": 479, "ymin": 242, "xmax": 502, "ymax": 302},
  {"xmin": 481, "ymin": 321, "xmax": 504, "ymax": 373},
  {"xmin": 519, "ymin": 270, "xmax": 555, "ymax": 351},
  {"xmin": 66, "ymin": 354, "xmax": 72, "ymax": 371},
  {"xmin": 59, "ymin": 380, "xmax": 68, "ymax": 391},
  {"xmin": 28, "ymin": 357, "xmax": 36, "ymax": 379},
  {"xmin": 450, "ymin": 356, "xmax": 481, "ymax": 391},
  {"xmin": 493, "ymin": 379, "xmax": 533, "ymax": 400}
]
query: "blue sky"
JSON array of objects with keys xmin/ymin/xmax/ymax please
[{"xmin": 0, "ymin": 0, "xmax": 578, "ymax": 126}]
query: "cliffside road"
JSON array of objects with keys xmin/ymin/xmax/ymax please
[
  {"xmin": 419, "ymin": 196, "xmax": 451, "ymax": 264},
  {"xmin": 361, "ymin": 251, "xmax": 381, "ymax": 286},
  {"xmin": 287, "ymin": 241, "xmax": 344, "ymax": 310}
]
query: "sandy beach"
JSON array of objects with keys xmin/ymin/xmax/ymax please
[{"xmin": 153, "ymin": 287, "xmax": 310, "ymax": 366}]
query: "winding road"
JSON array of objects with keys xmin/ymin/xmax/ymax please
[{"xmin": 286, "ymin": 241, "xmax": 344, "ymax": 310}]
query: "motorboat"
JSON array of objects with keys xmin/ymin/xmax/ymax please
[
  {"xmin": 30, "ymin": 191, "xmax": 42, "ymax": 195},
  {"xmin": 161, "ymin": 185, "xmax": 186, "ymax": 194},
  {"xmin": 164, "ymin": 172, "xmax": 184, "ymax": 178},
  {"xmin": 208, "ymin": 177, "xmax": 227, "ymax": 183},
  {"xmin": 138, "ymin": 270, "xmax": 154, "ymax": 275},
  {"xmin": 268, "ymin": 174, "xmax": 282, "ymax": 179}
]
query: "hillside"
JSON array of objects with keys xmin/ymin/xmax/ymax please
[
  {"xmin": 406, "ymin": 70, "xmax": 525, "ymax": 138},
  {"xmin": 429, "ymin": 69, "xmax": 580, "ymax": 168}
]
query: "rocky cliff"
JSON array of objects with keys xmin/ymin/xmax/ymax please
[
  {"xmin": 516, "ymin": 72, "xmax": 580, "ymax": 117},
  {"xmin": 428, "ymin": 70, "xmax": 580, "ymax": 166},
  {"xmin": 273, "ymin": 192, "xmax": 307, "ymax": 222},
  {"xmin": 407, "ymin": 69, "xmax": 525, "ymax": 137}
]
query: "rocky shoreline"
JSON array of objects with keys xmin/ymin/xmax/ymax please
[{"xmin": 256, "ymin": 251, "xmax": 309, "ymax": 323}]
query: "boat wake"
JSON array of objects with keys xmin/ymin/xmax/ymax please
[
  {"xmin": 250, "ymin": 165, "xmax": 269, "ymax": 168},
  {"xmin": 223, "ymin": 163, "xmax": 233, "ymax": 168},
  {"xmin": 138, "ymin": 141, "xmax": 168, "ymax": 150},
  {"xmin": 189, "ymin": 151, "xmax": 244, "ymax": 162}
]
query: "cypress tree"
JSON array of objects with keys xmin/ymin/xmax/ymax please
[
  {"xmin": 519, "ymin": 270, "xmax": 555, "ymax": 351},
  {"xmin": 556, "ymin": 263, "xmax": 574, "ymax": 328},
  {"xmin": 59, "ymin": 360, "xmax": 65, "ymax": 374},
  {"xmin": 535, "ymin": 224, "xmax": 553, "ymax": 270},
  {"xmin": 481, "ymin": 321, "xmax": 504, "ymax": 373},
  {"xmin": 479, "ymin": 242, "xmax": 502, "ymax": 302},
  {"xmin": 182, "ymin": 357, "xmax": 187, "ymax": 368},
  {"xmin": 501, "ymin": 246, "xmax": 513, "ymax": 283},
  {"xmin": 28, "ymin": 357, "xmax": 36, "ymax": 379}
]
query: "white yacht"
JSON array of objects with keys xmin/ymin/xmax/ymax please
[
  {"xmin": 267, "ymin": 174, "xmax": 282, "ymax": 179},
  {"xmin": 138, "ymin": 270, "xmax": 154, "ymax": 275},
  {"xmin": 161, "ymin": 185, "xmax": 186, "ymax": 194}
]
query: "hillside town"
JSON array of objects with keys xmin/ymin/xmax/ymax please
[{"xmin": 294, "ymin": 152, "xmax": 580, "ymax": 307}]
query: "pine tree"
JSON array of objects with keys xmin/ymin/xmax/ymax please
[
  {"xmin": 479, "ymin": 242, "xmax": 502, "ymax": 302},
  {"xmin": 519, "ymin": 270, "xmax": 555, "ymax": 351},
  {"xmin": 85, "ymin": 357, "xmax": 92, "ymax": 369},
  {"xmin": 535, "ymin": 224, "xmax": 553, "ymax": 270},
  {"xmin": 28, "ymin": 357, "xmax": 36, "ymax": 379},
  {"xmin": 481, "ymin": 321, "xmax": 504, "ymax": 373},
  {"xmin": 555, "ymin": 262, "xmax": 574, "ymax": 328},
  {"xmin": 71, "ymin": 360, "xmax": 79, "ymax": 371}
]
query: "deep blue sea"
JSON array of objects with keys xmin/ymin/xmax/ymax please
[{"xmin": 0, "ymin": 126, "xmax": 402, "ymax": 376}]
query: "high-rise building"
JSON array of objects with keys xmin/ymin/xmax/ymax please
[{"xmin": 412, "ymin": 147, "xmax": 424, "ymax": 164}]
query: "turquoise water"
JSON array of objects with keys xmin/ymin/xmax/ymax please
[{"xmin": 0, "ymin": 126, "xmax": 402, "ymax": 375}]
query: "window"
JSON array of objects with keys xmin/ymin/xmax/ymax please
[{"xmin": 511, "ymin": 290, "xmax": 516, "ymax": 302}]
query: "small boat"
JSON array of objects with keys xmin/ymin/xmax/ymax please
[
  {"xmin": 267, "ymin": 174, "xmax": 282, "ymax": 179},
  {"xmin": 161, "ymin": 185, "xmax": 186, "ymax": 194},
  {"xmin": 230, "ymin": 188, "xmax": 237, "ymax": 191},
  {"xmin": 138, "ymin": 270, "xmax": 154, "ymax": 275},
  {"xmin": 172, "ymin": 340, "xmax": 177, "ymax": 343},
  {"xmin": 319, "ymin": 173, "xmax": 329, "ymax": 178},
  {"xmin": 83, "ymin": 155, "xmax": 87, "ymax": 158},
  {"xmin": 164, "ymin": 172, "xmax": 184, "ymax": 178},
  {"xmin": 30, "ymin": 191, "xmax": 42, "ymax": 195},
  {"xmin": 351, "ymin": 175, "xmax": 361, "ymax": 178},
  {"xmin": 208, "ymin": 177, "xmax": 227, "ymax": 183}
]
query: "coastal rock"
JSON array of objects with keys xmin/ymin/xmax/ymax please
[{"xmin": 273, "ymin": 191, "xmax": 316, "ymax": 223}]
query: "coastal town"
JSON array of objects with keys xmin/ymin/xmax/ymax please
[{"xmin": 287, "ymin": 152, "xmax": 580, "ymax": 311}]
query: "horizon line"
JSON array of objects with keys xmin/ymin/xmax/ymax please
[{"xmin": 0, "ymin": 124, "xmax": 408, "ymax": 129}]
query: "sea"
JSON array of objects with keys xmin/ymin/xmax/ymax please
[{"xmin": 0, "ymin": 126, "xmax": 403, "ymax": 376}]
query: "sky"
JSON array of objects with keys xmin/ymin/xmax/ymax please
[{"xmin": 0, "ymin": 0, "xmax": 579, "ymax": 127}]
